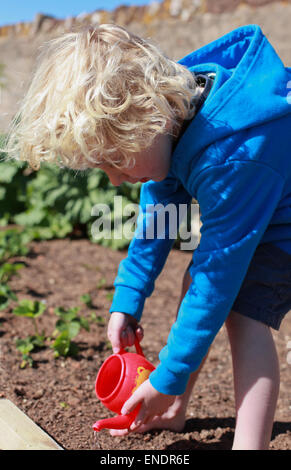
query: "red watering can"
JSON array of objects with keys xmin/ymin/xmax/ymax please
[{"xmin": 92, "ymin": 338, "xmax": 155, "ymax": 432}]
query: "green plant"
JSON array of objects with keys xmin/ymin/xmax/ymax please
[
  {"xmin": 15, "ymin": 337, "xmax": 35, "ymax": 368},
  {"xmin": 13, "ymin": 299, "xmax": 46, "ymax": 338},
  {"xmin": 0, "ymin": 228, "xmax": 32, "ymax": 263},
  {"xmin": 80, "ymin": 293, "xmax": 93, "ymax": 308},
  {"xmin": 0, "ymin": 262, "xmax": 24, "ymax": 284},
  {"xmin": 51, "ymin": 306, "xmax": 90, "ymax": 358},
  {"xmin": 51, "ymin": 330, "xmax": 79, "ymax": 358},
  {"xmin": 0, "ymin": 229, "xmax": 29, "ymax": 311},
  {"xmin": 15, "ymin": 335, "xmax": 46, "ymax": 369},
  {"xmin": 96, "ymin": 277, "xmax": 106, "ymax": 289},
  {"xmin": 0, "ymin": 283, "xmax": 18, "ymax": 310},
  {"xmin": 0, "ymin": 157, "xmax": 141, "ymax": 249},
  {"xmin": 59, "ymin": 401, "xmax": 69, "ymax": 409},
  {"xmin": 0, "ymin": 157, "xmax": 33, "ymax": 227},
  {"xmin": 89, "ymin": 312, "xmax": 105, "ymax": 326},
  {"xmin": 12, "ymin": 299, "xmax": 47, "ymax": 368},
  {"xmin": 106, "ymin": 292, "xmax": 114, "ymax": 302}
]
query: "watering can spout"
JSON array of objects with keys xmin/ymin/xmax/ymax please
[{"xmin": 92, "ymin": 414, "xmax": 134, "ymax": 432}]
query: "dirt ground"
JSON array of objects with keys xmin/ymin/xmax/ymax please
[{"xmin": 0, "ymin": 237, "xmax": 290, "ymax": 450}]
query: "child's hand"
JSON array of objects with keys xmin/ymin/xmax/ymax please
[
  {"xmin": 108, "ymin": 311, "xmax": 143, "ymax": 353},
  {"xmin": 121, "ymin": 379, "xmax": 176, "ymax": 431}
]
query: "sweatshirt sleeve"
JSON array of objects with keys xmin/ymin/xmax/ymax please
[
  {"xmin": 109, "ymin": 174, "xmax": 193, "ymax": 320},
  {"xmin": 149, "ymin": 159, "xmax": 284, "ymax": 395}
]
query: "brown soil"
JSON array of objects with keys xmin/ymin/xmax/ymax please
[{"xmin": 0, "ymin": 237, "xmax": 290, "ymax": 450}]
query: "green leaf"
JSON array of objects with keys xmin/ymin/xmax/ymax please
[
  {"xmin": 0, "ymin": 228, "xmax": 31, "ymax": 262},
  {"xmin": 96, "ymin": 278, "xmax": 106, "ymax": 289},
  {"xmin": 54, "ymin": 306, "xmax": 80, "ymax": 321},
  {"xmin": 0, "ymin": 187, "xmax": 6, "ymax": 199},
  {"xmin": 15, "ymin": 337, "xmax": 35, "ymax": 355},
  {"xmin": 52, "ymin": 331, "xmax": 79, "ymax": 358},
  {"xmin": 0, "ymin": 283, "xmax": 18, "ymax": 310},
  {"xmin": 0, "ymin": 162, "xmax": 20, "ymax": 183},
  {"xmin": 20, "ymin": 354, "xmax": 34, "ymax": 369},
  {"xmin": 52, "ymin": 331, "xmax": 71, "ymax": 357},
  {"xmin": 43, "ymin": 185, "xmax": 69, "ymax": 205},
  {"xmin": 79, "ymin": 316, "xmax": 90, "ymax": 332},
  {"xmin": 80, "ymin": 293, "xmax": 92, "ymax": 308},
  {"xmin": 31, "ymin": 334, "xmax": 46, "ymax": 348},
  {"xmin": 87, "ymin": 171, "xmax": 103, "ymax": 190},
  {"xmin": 90, "ymin": 313, "xmax": 105, "ymax": 326},
  {"xmin": 106, "ymin": 292, "xmax": 114, "ymax": 302},
  {"xmin": 13, "ymin": 299, "xmax": 46, "ymax": 318},
  {"xmin": 55, "ymin": 319, "xmax": 80, "ymax": 339},
  {"xmin": 0, "ymin": 262, "xmax": 24, "ymax": 283},
  {"xmin": 14, "ymin": 207, "xmax": 46, "ymax": 226}
]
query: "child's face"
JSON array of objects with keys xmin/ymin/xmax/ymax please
[{"xmin": 88, "ymin": 133, "xmax": 173, "ymax": 186}]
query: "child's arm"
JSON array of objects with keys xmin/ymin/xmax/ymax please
[
  {"xmin": 109, "ymin": 174, "xmax": 192, "ymax": 322},
  {"xmin": 149, "ymin": 157, "xmax": 285, "ymax": 396}
]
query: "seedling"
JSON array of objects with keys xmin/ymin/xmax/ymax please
[
  {"xmin": 106, "ymin": 292, "xmax": 114, "ymax": 302},
  {"xmin": 0, "ymin": 262, "xmax": 24, "ymax": 284},
  {"xmin": 0, "ymin": 262, "xmax": 23, "ymax": 311},
  {"xmin": 12, "ymin": 300, "xmax": 47, "ymax": 367},
  {"xmin": 90, "ymin": 312, "xmax": 105, "ymax": 326},
  {"xmin": 51, "ymin": 306, "xmax": 90, "ymax": 358},
  {"xmin": 59, "ymin": 401, "xmax": 69, "ymax": 409},
  {"xmin": 13, "ymin": 299, "xmax": 46, "ymax": 339},
  {"xmin": 52, "ymin": 330, "xmax": 79, "ymax": 358},
  {"xmin": 15, "ymin": 337, "xmax": 34, "ymax": 368},
  {"xmin": 96, "ymin": 278, "xmax": 106, "ymax": 289},
  {"xmin": 53, "ymin": 306, "xmax": 90, "ymax": 335},
  {"xmin": 80, "ymin": 293, "xmax": 93, "ymax": 308},
  {"xmin": 0, "ymin": 228, "xmax": 31, "ymax": 263},
  {"xmin": 15, "ymin": 335, "xmax": 46, "ymax": 369},
  {"xmin": 0, "ymin": 283, "xmax": 18, "ymax": 310}
]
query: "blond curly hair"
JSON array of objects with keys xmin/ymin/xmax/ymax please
[{"xmin": 3, "ymin": 24, "xmax": 198, "ymax": 171}]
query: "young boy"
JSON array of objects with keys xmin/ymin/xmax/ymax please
[{"xmin": 4, "ymin": 23, "xmax": 291, "ymax": 450}]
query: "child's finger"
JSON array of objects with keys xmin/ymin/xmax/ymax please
[
  {"xmin": 120, "ymin": 329, "xmax": 130, "ymax": 349},
  {"xmin": 109, "ymin": 333, "xmax": 122, "ymax": 354},
  {"xmin": 121, "ymin": 390, "xmax": 142, "ymax": 416},
  {"xmin": 125, "ymin": 326, "xmax": 136, "ymax": 347},
  {"xmin": 123, "ymin": 324, "xmax": 141, "ymax": 348},
  {"xmin": 130, "ymin": 410, "xmax": 147, "ymax": 431},
  {"xmin": 107, "ymin": 312, "xmax": 128, "ymax": 352},
  {"xmin": 135, "ymin": 325, "xmax": 144, "ymax": 341}
]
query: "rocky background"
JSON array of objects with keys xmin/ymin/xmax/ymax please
[{"xmin": 1, "ymin": 0, "xmax": 291, "ymax": 134}]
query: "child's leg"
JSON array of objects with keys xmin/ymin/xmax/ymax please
[
  {"xmin": 109, "ymin": 267, "xmax": 208, "ymax": 436},
  {"xmin": 225, "ymin": 310, "xmax": 280, "ymax": 450}
]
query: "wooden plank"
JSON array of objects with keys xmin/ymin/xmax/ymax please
[{"xmin": 0, "ymin": 399, "xmax": 63, "ymax": 450}]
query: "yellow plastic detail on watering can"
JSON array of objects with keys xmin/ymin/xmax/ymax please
[{"xmin": 131, "ymin": 366, "xmax": 152, "ymax": 394}]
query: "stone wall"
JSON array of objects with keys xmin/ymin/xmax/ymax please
[
  {"xmin": 0, "ymin": 0, "xmax": 290, "ymax": 38},
  {"xmin": 1, "ymin": 0, "xmax": 291, "ymax": 134}
]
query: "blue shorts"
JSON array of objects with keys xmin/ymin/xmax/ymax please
[{"xmin": 187, "ymin": 242, "xmax": 291, "ymax": 330}]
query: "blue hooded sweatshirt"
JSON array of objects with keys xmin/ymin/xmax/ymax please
[{"xmin": 109, "ymin": 24, "xmax": 291, "ymax": 395}]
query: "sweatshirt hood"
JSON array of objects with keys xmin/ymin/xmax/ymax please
[{"xmin": 171, "ymin": 24, "xmax": 291, "ymax": 174}]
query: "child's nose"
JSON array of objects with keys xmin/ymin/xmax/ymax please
[{"xmin": 108, "ymin": 173, "xmax": 123, "ymax": 187}]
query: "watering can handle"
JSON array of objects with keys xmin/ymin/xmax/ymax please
[
  {"xmin": 119, "ymin": 337, "xmax": 144, "ymax": 357},
  {"xmin": 134, "ymin": 337, "xmax": 144, "ymax": 356}
]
